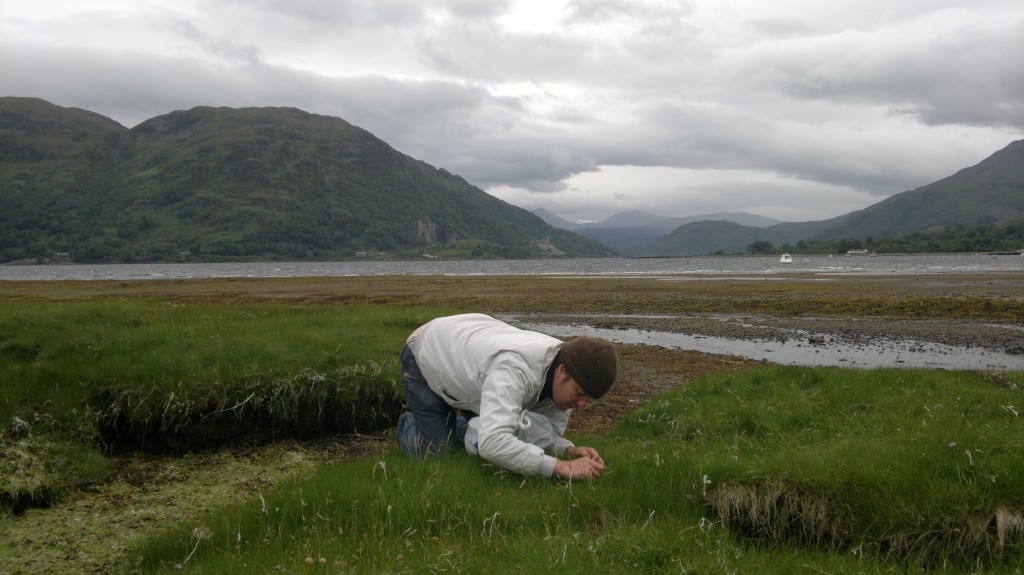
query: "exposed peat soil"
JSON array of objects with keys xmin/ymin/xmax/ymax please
[{"xmin": 1, "ymin": 271, "xmax": 1021, "ymax": 573}]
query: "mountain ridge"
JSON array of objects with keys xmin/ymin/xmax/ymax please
[
  {"xmin": 548, "ymin": 140, "xmax": 1024, "ymax": 256},
  {"xmin": 533, "ymin": 208, "xmax": 784, "ymax": 253},
  {"xmin": 0, "ymin": 97, "xmax": 611, "ymax": 263},
  {"xmin": 534, "ymin": 208, "xmax": 783, "ymax": 230},
  {"xmin": 3, "ymin": 97, "xmax": 1021, "ymax": 261}
]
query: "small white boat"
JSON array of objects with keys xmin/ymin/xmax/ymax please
[{"xmin": 779, "ymin": 253, "xmax": 793, "ymax": 263}]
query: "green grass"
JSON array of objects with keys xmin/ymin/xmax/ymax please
[
  {"xmin": 122, "ymin": 366, "xmax": 1024, "ymax": 573},
  {"xmin": 0, "ymin": 300, "xmax": 454, "ymax": 509},
  {"xmin": 0, "ymin": 300, "xmax": 447, "ymax": 424},
  {"xmin": 5, "ymin": 294, "xmax": 1023, "ymax": 571},
  {"xmin": 120, "ymin": 451, "xmax": 894, "ymax": 574}
]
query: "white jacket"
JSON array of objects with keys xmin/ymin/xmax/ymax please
[
  {"xmin": 465, "ymin": 410, "xmax": 559, "ymax": 456},
  {"xmin": 409, "ymin": 313, "xmax": 574, "ymax": 476}
]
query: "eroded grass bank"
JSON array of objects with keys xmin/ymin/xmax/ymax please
[{"xmin": 1, "ymin": 301, "xmax": 448, "ymax": 512}]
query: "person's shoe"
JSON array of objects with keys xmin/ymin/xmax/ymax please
[
  {"xmin": 396, "ymin": 412, "xmax": 421, "ymax": 458},
  {"xmin": 397, "ymin": 412, "xmax": 413, "ymax": 437}
]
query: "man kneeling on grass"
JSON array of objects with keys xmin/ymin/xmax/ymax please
[{"xmin": 396, "ymin": 313, "xmax": 617, "ymax": 480}]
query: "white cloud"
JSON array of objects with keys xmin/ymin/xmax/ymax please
[{"xmin": 1, "ymin": 0, "xmax": 1021, "ymax": 223}]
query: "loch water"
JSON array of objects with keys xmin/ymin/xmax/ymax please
[{"xmin": 2, "ymin": 253, "xmax": 1022, "ymax": 281}]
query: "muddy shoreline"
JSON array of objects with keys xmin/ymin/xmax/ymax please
[
  {"xmin": 520, "ymin": 313, "xmax": 1023, "ymax": 354},
  {"xmin": 509, "ymin": 312, "xmax": 1024, "ymax": 364},
  {"xmin": 4, "ymin": 271, "xmax": 1021, "ymax": 357}
]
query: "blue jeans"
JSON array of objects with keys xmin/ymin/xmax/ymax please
[{"xmin": 396, "ymin": 344, "xmax": 467, "ymax": 458}]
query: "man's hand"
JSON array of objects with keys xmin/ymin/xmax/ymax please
[
  {"xmin": 564, "ymin": 446, "xmax": 603, "ymax": 463},
  {"xmin": 553, "ymin": 446, "xmax": 606, "ymax": 480}
]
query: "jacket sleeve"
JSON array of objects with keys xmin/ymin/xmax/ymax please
[
  {"xmin": 532, "ymin": 401, "xmax": 575, "ymax": 456},
  {"xmin": 475, "ymin": 363, "xmax": 557, "ymax": 477}
]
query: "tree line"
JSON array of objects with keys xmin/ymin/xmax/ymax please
[{"xmin": 747, "ymin": 219, "xmax": 1024, "ymax": 255}]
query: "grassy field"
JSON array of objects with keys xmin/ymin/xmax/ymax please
[
  {"xmin": 0, "ymin": 300, "xmax": 452, "ymax": 511},
  {"xmin": 1, "ymin": 272, "xmax": 1022, "ymax": 573},
  {"xmin": 122, "ymin": 367, "xmax": 1024, "ymax": 573}
]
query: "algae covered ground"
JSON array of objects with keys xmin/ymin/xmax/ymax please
[{"xmin": 0, "ymin": 271, "xmax": 1022, "ymax": 573}]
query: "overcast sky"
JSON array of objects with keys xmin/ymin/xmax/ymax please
[{"xmin": 3, "ymin": 1, "xmax": 1022, "ymax": 223}]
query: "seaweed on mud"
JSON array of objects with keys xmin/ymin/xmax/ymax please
[{"xmin": 1, "ymin": 434, "xmax": 110, "ymax": 514}]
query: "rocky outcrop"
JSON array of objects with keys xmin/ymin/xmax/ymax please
[
  {"xmin": 413, "ymin": 215, "xmax": 461, "ymax": 246},
  {"xmin": 533, "ymin": 238, "xmax": 566, "ymax": 256}
]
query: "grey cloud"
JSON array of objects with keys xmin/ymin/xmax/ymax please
[
  {"xmin": 440, "ymin": 0, "xmax": 513, "ymax": 20},
  {"xmin": 415, "ymin": 1, "xmax": 699, "ymax": 85},
  {"xmin": 758, "ymin": 21, "xmax": 1024, "ymax": 130},
  {"xmin": 167, "ymin": 15, "xmax": 265, "ymax": 65},
  {"xmin": 201, "ymin": 0, "xmax": 506, "ymax": 45},
  {"xmin": 563, "ymin": 0, "xmax": 692, "ymax": 25},
  {"xmin": 746, "ymin": 17, "xmax": 816, "ymax": 38},
  {"xmin": 3, "ymin": 0, "xmax": 1020, "ymax": 223},
  {"xmin": 211, "ymin": 0, "xmax": 428, "ymax": 29},
  {"xmin": 417, "ymin": 22, "xmax": 591, "ymax": 82},
  {"xmin": 0, "ymin": 33, "xmax": 987, "ymax": 201},
  {"xmin": 562, "ymin": 0, "xmax": 642, "ymax": 23}
]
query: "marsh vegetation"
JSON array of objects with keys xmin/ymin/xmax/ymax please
[{"xmin": 1, "ymin": 272, "xmax": 1022, "ymax": 573}]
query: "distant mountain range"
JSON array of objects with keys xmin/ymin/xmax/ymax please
[
  {"xmin": 537, "ymin": 140, "xmax": 1024, "ymax": 256},
  {"xmin": 2, "ymin": 97, "xmax": 1021, "ymax": 262},
  {"xmin": 534, "ymin": 208, "xmax": 783, "ymax": 231},
  {"xmin": 0, "ymin": 97, "xmax": 610, "ymax": 263},
  {"xmin": 533, "ymin": 209, "xmax": 783, "ymax": 254}
]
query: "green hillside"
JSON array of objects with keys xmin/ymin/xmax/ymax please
[
  {"xmin": 810, "ymin": 139, "xmax": 1024, "ymax": 241},
  {"xmin": 636, "ymin": 219, "xmax": 844, "ymax": 257},
  {"xmin": 633, "ymin": 139, "xmax": 1024, "ymax": 255},
  {"xmin": 0, "ymin": 97, "xmax": 610, "ymax": 263},
  {"xmin": 638, "ymin": 220, "xmax": 755, "ymax": 256},
  {"xmin": 0, "ymin": 98, "xmax": 128, "ymax": 261}
]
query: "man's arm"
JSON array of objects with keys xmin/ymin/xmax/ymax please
[{"xmin": 476, "ymin": 365, "xmax": 555, "ymax": 476}]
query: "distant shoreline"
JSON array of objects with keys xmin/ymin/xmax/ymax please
[{"xmin": 4, "ymin": 250, "xmax": 1021, "ymax": 266}]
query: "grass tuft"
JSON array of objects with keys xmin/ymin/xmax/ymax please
[{"xmin": 707, "ymin": 479, "xmax": 846, "ymax": 547}]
